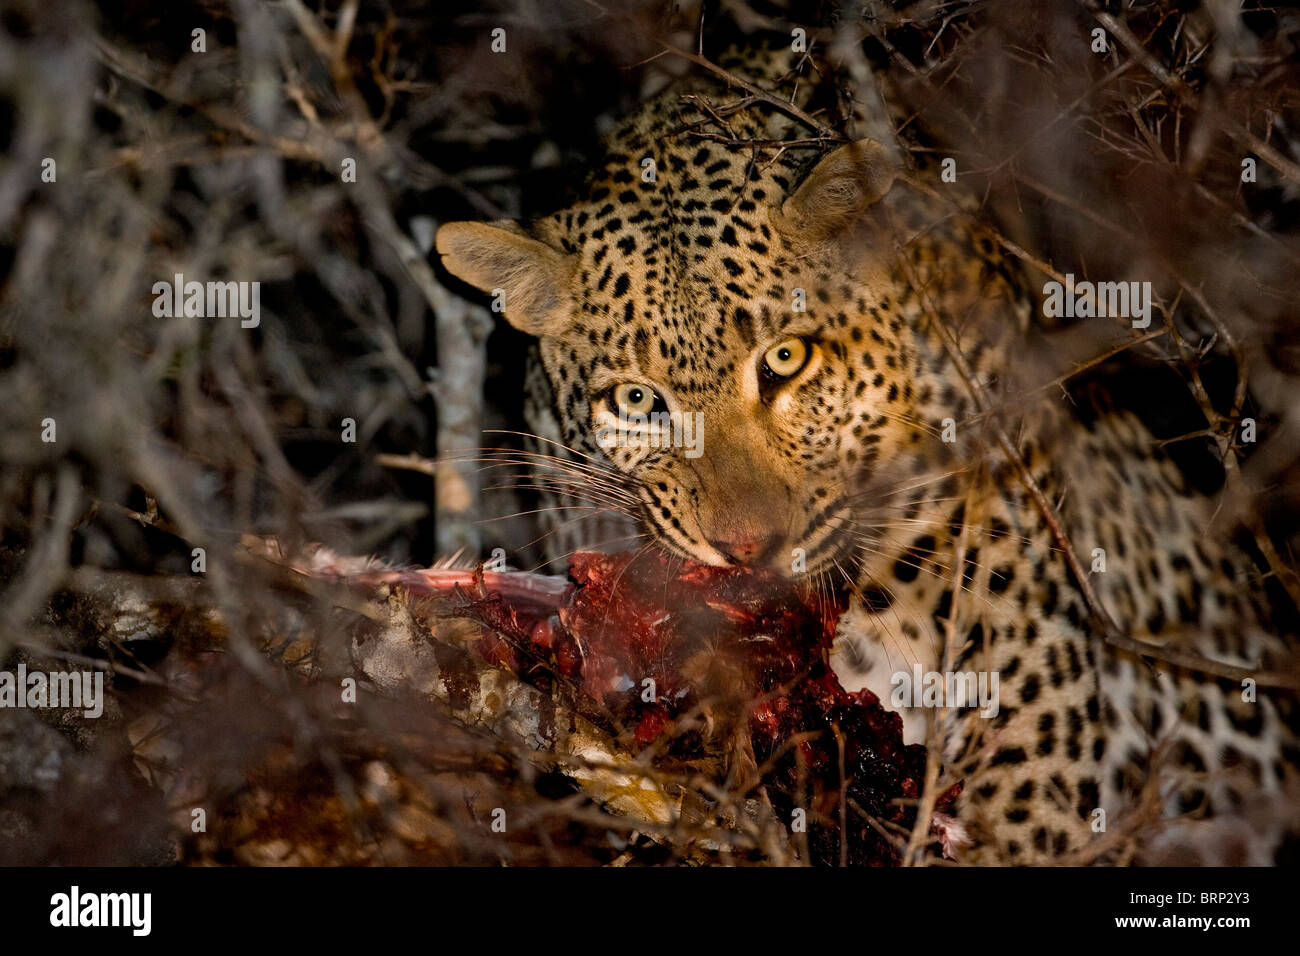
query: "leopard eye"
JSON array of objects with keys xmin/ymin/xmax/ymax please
[
  {"xmin": 762, "ymin": 337, "xmax": 810, "ymax": 380},
  {"xmin": 609, "ymin": 382, "xmax": 662, "ymax": 418}
]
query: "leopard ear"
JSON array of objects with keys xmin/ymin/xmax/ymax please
[
  {"xmin": 435, "ymin": 221, "xmax": 574, "ymax": 336},
  {"xmin": 775, "ymin": 139, "xmax": 897, "ymax": 243}
]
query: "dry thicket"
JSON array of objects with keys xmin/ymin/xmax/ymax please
[{"xmin": 0, "ymin": 0, "xmax": 1297, "ymax": 865}]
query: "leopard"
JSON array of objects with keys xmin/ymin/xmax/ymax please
[{"xmin": 436, "ymin": 43, "xmax": 1300, "ymax": 864}]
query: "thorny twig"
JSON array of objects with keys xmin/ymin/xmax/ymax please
[{"xmin": 904, "ymin": 479, "xmax": 976, "ymax": 866}]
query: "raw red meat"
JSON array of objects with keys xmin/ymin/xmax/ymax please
[
  {"xmin": 422, "ymin": 549, "xmax": 954, "ymax": 865},
  {"xmin": 301, "ymin": 541, "xmax": 957, "ymax": 864}
]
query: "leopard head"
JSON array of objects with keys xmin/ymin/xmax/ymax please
[{"xmin": 438, "ymin": 133, "xmax": 950, "ymax": 578}]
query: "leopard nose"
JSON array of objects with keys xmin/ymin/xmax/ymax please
[{"xmin": 709, "ymin": 532, "xmax": 783, "ymax": 567}]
